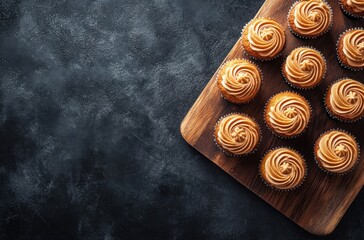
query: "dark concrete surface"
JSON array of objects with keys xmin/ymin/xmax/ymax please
[{"xmin": 0, "ymin": 0, "xmax": 362, "ymax": 239}]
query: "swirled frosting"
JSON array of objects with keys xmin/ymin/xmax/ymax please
[
  {"xmin": 316, "ymin": 130, "xmax": 358, "ymax": 173},
  {"xmin": 328, "ymin": 79, "xmax": 364, "ymax": 120},
  {"xmin": 284, "ymin": 47, "xmax": 326, "ymax": 88},
  {"xmin": 346, "ymin": 0, "xmax": 364, "ymax": 13},
  {"xmin": 246, "ymin": 18, "xmax": 285, "ymax": 58},
  {"xmin": 262, "ymin": 148, "xmax": 306, "ymax": 190},
  {"xmin": 342, "ymin": 29, "xmax": 364, "ymax": 68},
  {"xmin": 292, "ymin": 0, "xmax": 332, "ymax": 37},
  {"xmin": 216, "ymin": 114, "xmax": 260, "ymax": 155},
  {"xmin": 219, "ymin": 60, "xmax": 261, "ymax": 102},
  {"xmin": 267, "ymin": 93, "xmax": 311, "ymax": 137}
]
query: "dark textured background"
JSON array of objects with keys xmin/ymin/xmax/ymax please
[{"xmin": 0, "ymin": 0, "xmax": 362, "ymax": 239}]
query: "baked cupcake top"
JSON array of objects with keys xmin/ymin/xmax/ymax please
[
  {"xmin": 215, "ymin": 114, "xmax": 260, "ymax": 155},
  {"xmin": 283, "ymin": 47, "xmax": 326, "ymax": 88},
  {"xmin": 342, "ymin": 29, "xmax": 364, "ymax": 68},
  {"xmin": 217, "ymin": 59, "xmax": 261, "ymax": 103},
  {"xmin": 316, "ymin": 130, "xmax": 359, "ymax": 173},
  {"xmin": 261, "ymin": 148, "xmax": 306, "ymax": 190},
  {"xmin": 266, "ymin": 92, "xmax": 311, "ymax": 137},
  {"xmin": 244, "ymin": 18, "xmax": 285, "ymax": 59},
  {"xmin": 328, "ymin": 78, "xmax": 364, "ymax": 120},
  {"xmin": 290, "ymin": 0, "xmax": 332, "ymax": 37}
]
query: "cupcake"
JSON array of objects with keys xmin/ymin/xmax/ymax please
[
  {"xmin": 325, "ymin": 78, "xmax": 364, "ymax": 122},
  {"xmin": 336, "ymin": 28, "xmax": 364, "ymax": 71},
  {"xmin": 339, "ymin": 0, "xmax": 364, "ymax": 18},
  {"xmin": 214, "ymin": 113, "xmax": 260, "ymax": 156},
  {"xmin": 288, "ymin": 0, "xmax": 333, "ymax": 39},
  {"xmin": 264, "ymin": 92, "xmax": 311, "ymax": 138},
  {"xmin": 260, "ymin": 147, "xmax": 307, "ymax": 190},
  {"xmin": 314, "ymin": 130, "xmax": 360, "ymax": 174},
  {"xmin": 282, "ymin": 47, "xmax": 326, "ymax": 89},
  {"xmin": 217, "ymin": 59, "xmax": 262, "ymax": 104},
  {"xmin": 241, "ymin": 18, "xmax": 286, "ymax": 60}
]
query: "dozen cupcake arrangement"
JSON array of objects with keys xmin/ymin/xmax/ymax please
[{"xmin": 214, "ymin": 0, "xmax": 364, "ymax": 191}]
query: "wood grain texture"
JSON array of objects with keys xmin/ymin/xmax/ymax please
[{"xmin": 180, "ymin": 0, "xmax": 364, "ymax": 236}]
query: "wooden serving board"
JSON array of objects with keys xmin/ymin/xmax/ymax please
[{"xmin": 180, "ymin": 0, "xmax": 364, "ymax": 236}]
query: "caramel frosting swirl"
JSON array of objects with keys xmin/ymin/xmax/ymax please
[
  {"xmin": 316, "ymin": 130, "xmax": 359, "ymax": 173},
  {"xmin": 216, "ymin": 114, "xmax": 260, "ymax": 155},
  {"xmin": 285, "ymin": 47, "xmax": 326, "ymax": 88},
  {"xmin": 267, "ymin": 93, "xmax": 311, "ymax": 137},
  {"xmin": 220, "ymin": 60, "xmax": 261, "ymax": 102},
  {"xmin": 329, "ymin": 79, "xmax": 364, "ymax": 120},
  {"xmin": 346, "ymin": 0, "xmax": 364, "ymax": 13},
  {"xmin": 247, "ymin": 18, "xmax": 285, "ymax": 58},
  {"xmin": 262, "ymin": 148, "xmax": 306, "ymax": 190},
  {"xmin": 292, "ymin": 0, "xmax": 332, "ymax": 36},
  {"xmin": 342, "ymin": 29, "xmax": 364, "ymax": 68}
]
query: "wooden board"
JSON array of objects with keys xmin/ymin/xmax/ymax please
[{"xmin": 180, "ymin": 0, "xmax": 364, "ymax": 236}]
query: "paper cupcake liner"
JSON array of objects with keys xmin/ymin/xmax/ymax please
[
  {"xmin": 241, "ymin": 17, "xmax": 285, "ymax": 61},
  {"xmin": 281, "ymin": 46, "xmax": 327, "ymax": 90},
  {"xmin": 323, "ymin": 78, "xmax": 364, "ymax": 123},
  {"xmin": 287, "ymin": 0, "xmax": 333, "ymax": 40},
  {"xmin": 242, "ymin": 46, "xmax": 283, "ymax": 62},
  {"xmin": 213, "ymin": 112, "xmax": 262, "ymax": 157},
  {"xmin": 263, "ymin": 91, "xmax": 313, "ymax": 139},
  {"xmin": 336, "ymin": 28, "xmax": 364, "ymax": 71},
  {"xmin": 339, "ymin": 0, "xmax": 364, "ymax": 19},
  {"xmin": 219, "ymin": 92, "xmax": 260, "ymax": 106},
  {"xmin": 313, "ymin": 129, "xmax": 361, "ymax": 176},
  {"xmin": 216, "ymin": 58, "xmax": 264, "ymax": 105},
  {"xmin": 259, "ymin": 146, "xmax": 308, "ymax": 192}
]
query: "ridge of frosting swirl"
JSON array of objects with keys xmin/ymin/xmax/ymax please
[
  {"xmin": 292, "ymin": 0, "xmax": 332, "ymax": 36},
  {"xmin": 220, "ymin": 60, "xmax": 261, "ymax": 101},
  {"xmin": 329, "ymin": 78, "xmax": 364, "ymax": 120},
  {"xmin": 342, "ymin": 29, "xmax": 364, "ymax": 68},
  {"xmin": 263, "ymin": 148, "xmax": 306, "ymax": 190},
  {"xmin": 217, "ymin": 114, "xmax": 260, "ymax": 155},
  {"xmin": 317, "ymin": 130, "xmax": 358, "ymax": 173},
  {"xmin": 285, "ymin": 47, "xmax": 325, "ymax": 87},
  {"xmin": 267, "ymin": 93, "xmax": 311, "ymax": 136},
  {"xmin": 246, "ymin": 18, "xmax": 285, "ymax": 58},
  {"xmin": 346, "ymin": 0, "xmax": 364, "ymax": 13}
]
